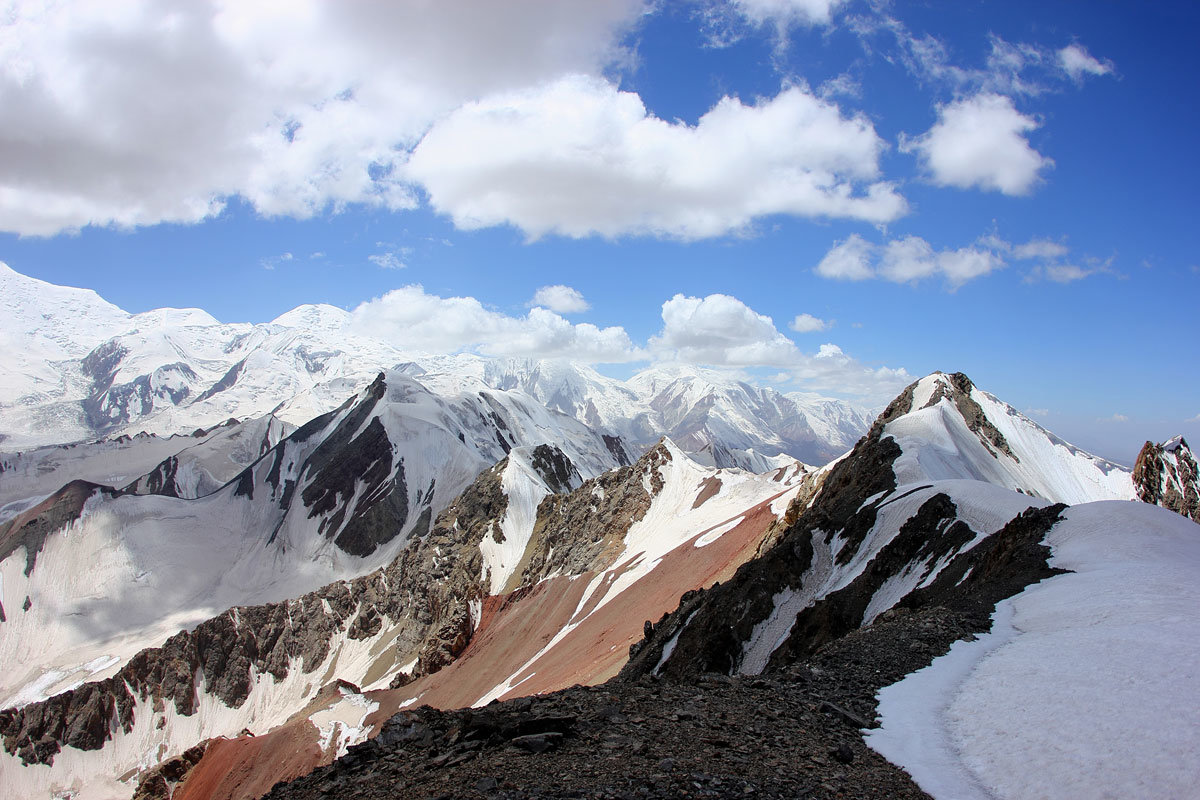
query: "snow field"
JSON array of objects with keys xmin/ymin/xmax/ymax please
[{"xmin": 869, "ymin": 500, "xmax": 1200, "ymax": 800}]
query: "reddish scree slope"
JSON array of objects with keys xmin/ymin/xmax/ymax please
[{"xmin": 171, "ymin": 492, "xmax": 789, "ymax": 800}]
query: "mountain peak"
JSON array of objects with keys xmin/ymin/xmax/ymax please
[{"xmin": 271, "ymin": 304, "xmax": 350, "ymax": 332}]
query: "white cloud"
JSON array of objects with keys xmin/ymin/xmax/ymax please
[
  {"xmin": 647, "ymin": 293, "xmax": 909, "ymax": 401},
  {"xmin": 878, "ymin": 236, "xmax": 1003, "ymax": 287},
  {"xmin": 788, "ymin": 343, "xmax": 912, "ymax": 402},
  {"xmin": 368, "ymin": 252, "xmax": 405, "ymax": 270},
  {"xmin": 1059, "ymin": 44, "xmax": 1114, "ymax": 82},
  {"xmin": 407, "ymin": 77, "xmax": 906, "ymax": 240},
  {"xmin": 1011, "ymin": 238, "xmax": 1069, "ymax": 260},
  {"xmin": 1104, "ymin": 413, "xmax": 1129, "ymax": 423},
  {"xmin": 529, "ymin": 285, "xmax": 590, "ymax": 314},
  {"xmin": 851, "ymin": 16, "xmax": 1099, "ymax": 98},
  {"xmin": 814, "ymin": 234, "xmax": 1005, "ymax": 288},
  {"xmin": 348, "ymin": 284, "xmax": 640, "ymax": 362},
  {"xmin": 814, "ymin": 234, "xmax": 876, "ymax": 281},
  {"xmin": 789, "ymin": 313, "xmax": 831, "ymax": 333},
  {"xmin": 732, "ymin": 0, "xmax": 847, "ymax": 29},
  {"xmin": 902, "ymin": 93, "xmax": 1052, "ymax": 195},
  {"xmin": 651, "ymin": 293, "xmax": 802, "ymax": 366},
  {"xmin": 1029, "ymin": 263, "xmax": 1091, "ymax": 283},
  {"xmin": 0, "ymin": 0, "xmax": 646, "ymax": 236}
]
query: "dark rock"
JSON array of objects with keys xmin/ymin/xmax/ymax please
[{"xmin": 509, "ymin": 732, "xmax": 563, "ymax": 754}]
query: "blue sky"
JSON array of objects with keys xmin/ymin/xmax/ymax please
[{"xmin": 1, "ymin": 0, "xmax": 1196, "ymax": 463}]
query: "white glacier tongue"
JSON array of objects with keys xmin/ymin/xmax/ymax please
[{"xmin": 867, "ymin": 501, "xmax": 1200, "ymax": 800}]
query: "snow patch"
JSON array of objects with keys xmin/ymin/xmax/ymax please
[{"xmin": 869, "ymin": 501, "xmax": 1200, "ymax": 800}]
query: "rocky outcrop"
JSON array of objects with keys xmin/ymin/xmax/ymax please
[
  {"xmin": 619, "ymin": 426, "xmax": 903, "ymax": 680},
  {"xmin": 934, "ymin": 372, "xmax": 1016, "ymax": 460},
  {"xmin": 131, "ymin": 742, "xmax": 209, "ymax": 800},
  {"xmin": 125, "ymin": 455, "xmax": 182, "ymax": 497},
  {"xmin": 887, "ymin": 371, "xmax": 1015, "ymax": 460},
  {"xmin": 0, "ymin": 479, "xmax": 118, "ymax": 576},
  {"xmin": 1134, "ymin": 436, "xmax": 1200, "ymax": 523},
  {"xmin": 298, "ymin": 375, "xmax": 408, "ymax": 557},
  {"xmin": 514, "ymin": 440, "xmax": 671, "ymax": 587}
]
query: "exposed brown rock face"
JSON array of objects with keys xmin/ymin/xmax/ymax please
[
  {"xmin": 0, "ymin": 479, "xmax": 117, "ymax": 575},
  {"xmin": 514, "ymin": 440, "xmax": 671, "ymax": 588},
  {"xmin": 1134, "ymin": 436, "xmax": 1200, "ymax": 523},
  {"xmin": 131, "ymin": 742, "xmax": 208, "ymax": 800}
]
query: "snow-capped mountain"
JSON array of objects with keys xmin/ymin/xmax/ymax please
[
  {"xmin": 0, "ymin": 370, "xmax": 627, "ymax": 720},
  {"xmin": 1133, "ymin": 435, "xmax": 1199, "ymax": 523},
  {"xmin": 629, "ymin": 363, "xmax": 873, "ymax": 467},
  {"xmin": 400, "ymin": 357, "xmax": 870, "ymax": 469},
  {"xmin": 0, "ymin": 264, "xmax": 870, "ymax": 469}
]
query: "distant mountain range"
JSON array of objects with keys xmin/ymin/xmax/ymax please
[{"xmin": 0, "ymin": 262, "xmax": 871, "ymax": 469}]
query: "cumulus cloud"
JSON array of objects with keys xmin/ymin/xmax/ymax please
[
  {"xmin": 814, "ymin": 233, "xmax": 875, "ymax": 281},
  {"xmin": 650, "ymin": 294, "xmax": 802, "ymax": 366},
  {"xmin": 1058, "ymin": 44, "xmax": 1114, "ymax": 82},
  {"xmin": 348, "ymin": 285, "xmax": 640, "ymax": 362},
  {"xmin": 787, "ymin": 343, "xmax": 912, "ymax": 402},
  {"xmin": 814, "ymin": 234, "xmax": 1004, "ymax": 288},
  {"xmin": 902, "ymin": 93, "xmax": 1052, "ymax": 195},
  {"xmin": 648, "ymin": 293, "xmax": 908, "ymax": 401},
  {"xmin": 789, "ymin": 313, "xmax": 831, "ymax": 333},
  {"xmin": 879, "ymin": 236, "xmax": 1003, "ymax": 286},
  {"xmin": 0, "ymin": 0, "xmax": 646, "ymax": 236},
  {"xmin": 529, "ymin": 285, "xmax": 589, "ymax": 314},
  {"xmin": 406, "ymin": 78, "xmax": 906, "ymax": 240}
]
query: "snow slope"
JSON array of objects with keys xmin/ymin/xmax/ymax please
[
  {"xmin": 888, "ymin": 372, "xmax": 1133, "ymax": 504},
  {"xmin": 0, "ymin": 414, "xmax": 291, "ymax": 511},
  {"xmin": 868, "ymin": 501, "xmax": 1200, "ymax": 800}
]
